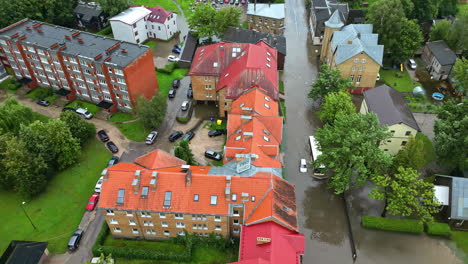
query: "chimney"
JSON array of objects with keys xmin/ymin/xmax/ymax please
[
  {"xmin": 150, "ymin": 171, "xmax": 157, "ymax": 192},
  {"xmin": 185, "ymin": 169, "xmax": 192, "ymax": 186},
  {"xmin": 101, "ymin": 169, "xmax": 108, "ymax": 180},
  {"xmin": 347, "ymin": 40, "xmax": 352, "ymax": 44},
  {"xmin": 256, "ymin": 237, "xmax": 271, "ymax": 245},
  {"xmin": 181, "ymin": 164, "xmax": 190, "ymax": 172},
  {"xmin": 225, "ymin": 187, "xmax": 231, "ymax": 201},
  {"xmin": 77, "ymin": 38, "xmax": 83, "ymax": 43}
]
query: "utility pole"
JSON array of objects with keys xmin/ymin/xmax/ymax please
[{"xmin": 21, "ymin": 202, "xmax": 37, "ymax": 230}]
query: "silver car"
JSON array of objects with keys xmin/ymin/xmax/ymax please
[
  {"xmin": 76, "ymin": 108, "xmax": 93, "ymax": 119},
  {"xmin": 145, "ymin": 131, "xmax": 158, "ymax": 145}
]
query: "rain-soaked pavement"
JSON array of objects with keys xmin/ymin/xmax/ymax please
[{"xmin": 282, "ymin": 0, "xmax": 466, "ymax": 263}]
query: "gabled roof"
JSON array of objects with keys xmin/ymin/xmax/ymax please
[
  {"xmin": 134, "ymin": 149, "xmax": 186, "ymax": 169},
  {"xmin": 331, "ymin": 24, "xmax": 383, "ymax": 66},
  {"xmin": 230, "ymin": 222, "xmax": 305, "ymax": 264},
  {"xmin": 109, "ymin": 6, "xmax": 151, "ymax": 25},
  {"xmin": 363, "ymin": 85, "xmax": 420, "ymax": 130},
  {"xmin": 188, "ymin": 42, "xmax": 279, "ymax": 101},
  {"xmin": 0, "ymin": 241, "xmax": 48, "ymax": 264},
  {"xmin": 230, "ymin": 87, "xmax": 278, "ymax": 116},
  {"xmin": 223, "ymin": 27, "xmax": 287, "ymax": 55},
  {"xmin": 145, "ymin": 6, "xmax": 174, "ymax": 24},
  {"xmin": 325, "ymin": 9, "xmax": 344, "ymax": 28},
  {"xmin": 426, "ymin": 40, "xmax": 457, "ymax": 66},
  {"xmin": 246, "ymin": 4, "xmax": 285, "ymax": 19},
  {"xmin": 73, "ymin": 5, "xmax": 105, "ymax": 22}
]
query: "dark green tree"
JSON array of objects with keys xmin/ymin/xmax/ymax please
[
  {"xmin": 308, "ymin": 65, "xmax": 353, "ymax": 102},
  {"xmin": 446, "ymin": 11, "xmax": 468, "ymax": 52},
  {"xmin": 174, "ymin": 140, "xmax": 196, "ymax": 165},
  {"xmin": 409, "ymin": 0, "xmax": 442, "ymax": 22},
  {"xmin": 188, "ymin": 4, "xmax": 241, "ymax": 40},
  {"xmin": 315, "ymin": 113, "xmax": 392, "ymax": 194},
  {"xmin": 438, "ymin": 0, "xmax": 459, "ymax": 17},
  {"xmin": 319, "ymin": 90, "xmax": 355, "ymax": 125},
  {"xmin": 392, "ymin": 18, "xmax": 423, "ymax": 63},
  {"xmin": 370, "ymin": 167, "xmax": 440, "ymax": 221},
  {"xmin": 452, "ymin": 58, "xmax": 468, "ymax": 93},
  {"xmin": 392, "ymin": 135, "xmax": 426, "ymax": 172},
  {"xmin": 96, "ymin": 0, "xmax": 129, "ymax": 17},
  {"xmin": 434, "ymin": 99, "xmax": 468, "ymax": 170},
  {"xmin": 0, "ymin": 97, "xmax": 34, "ymax": 135},
  {"xmin": 137, "ymin": 95, "xmax": 167, "ymax": 129},
  {"xmin": 60, "ymin": 111, "xmax": 95, "ymax": 145},
  {"xmin": 430, "ymin": 20, "xmax": 452, "ymax": 42}
]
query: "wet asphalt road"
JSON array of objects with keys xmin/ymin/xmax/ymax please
[{"xmin": 282, "ymin": 0, "xmax": 465, "ymax": 263}]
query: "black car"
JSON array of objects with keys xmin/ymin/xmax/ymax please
[
  {"xmin": 230, "ymin": 0, "xmax": 235, "ymax": 4},
  {"xmin": 97, "ymin": 130, "xmax": 109, "ymax": 142},
  {"xmin": 181, "ymin": 131, "xmax": 195, "ymax": 142},
  {"xmin": 169, "ymin": 131, "xmax": 184, "ymax": 142},
  {"xmin": 208, "ymin": 129, "xmax": 225, "ymax": 137},
  {"xmin": 106, "ymin": 141, "xmax": 119, "ymax": 153},
  {"xmin": 36, "ymin": 99, "xmax": 50, "ymax": 107},
  {"xmin": 62, "ymin": 107, "xmax": 76, "ymax": 113},
  {"xmin": 107, "ymin": 156, "xmax": 119, "ymax": 168},
  {"xmin": 168, "ymin": 89, "xmax": 176, "ymax": 98},
  {"xmin": 172, "ymin": 79, "xmax": 181, "ymax": 89},
  {"xmin": 187, "ymin": 88, "xmax": 193, "ymax": 98},
  {"xmin": 174, "ymin": 44, "xmax": 182, "ymax": 50},
  {"xmin": 172, "ymin": 47, "xmax": 181, "ymax": 54},
  {"xmin": 68, "ymin": 229, "xmax": 84, "ymax": 251},
  {"xmin": 205, "ymin": 150, "xmax": 222, "ymax": 161}
]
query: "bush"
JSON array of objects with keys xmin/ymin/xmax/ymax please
[
  {"xmin": 92, "ymin": 222, "xmax": 110, "ymax": 255},
  {"xmin": 156, "ymin": 62, "xmax": 179, "ymax": 74},
  {"xmin": 176, "ymin": 116, "xmax": 190, "ymax": 123},
  {"xmin": 94, "ymin": 245, "xmax": 191, "ymax": 262},
  {"xmin": 361, "ymin": 216, "xmax": 424, "ymax": 233},
  {"xmin": 96, "ymin": 27, "xmax": 113, "ymax": 37},
  {"xmin": 426, "ymin": 222, "xmax": 451, "ymax": 237},
  {"xmin": 415, "ymin": 68, "xmax": 431, "ymax": 82}
]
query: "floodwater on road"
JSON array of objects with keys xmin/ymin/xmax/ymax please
[{"xmin": 282, "ymin": 0, "xmax": 466, "ymax": 263}]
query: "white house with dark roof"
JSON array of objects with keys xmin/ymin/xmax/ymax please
[
  {"xmin": 422, "ymin": 40, "xmax": 457, "ymax": 80},
  {"xmin": 110, "ymin": 5, "xmax": 177, "ymax": 43},
  {"xmin": 360, "ymin": 85, "xmax": 421, "ymax": 155}
]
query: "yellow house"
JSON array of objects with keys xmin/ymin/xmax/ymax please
[
  {"xmin": 320, "ymin": 10, "xmax": 383, "ymax": 94},
  {"xmin": 360, "ymin": 85, "xmax": 420, "ymax": 155}
]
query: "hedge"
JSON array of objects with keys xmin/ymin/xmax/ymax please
[
  {"xmin": 361, "ymin": 216, "xmax": 424, "ymax": 234},
  {"xmin": 426, "ymin": 222, "xmax": 451, "ymax": 237},
  {"xmin": 92, "ymin": 222, "xmax": 110, "ymax": 256},
  {"xmin": 176, "ymin": 116, "xmax": 190, "ymax": 123},
  {"xmin": 94, "ymin": 245, "xmax": 191, "ymax": 262},
  {"xmin": 156, "ymin": 62, "xmax": 179, "ymax": 74}
]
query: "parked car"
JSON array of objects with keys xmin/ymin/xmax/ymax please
[
  {"xmin": 187, "ymin": 88, "xmax": 193, "ymax": 98},
  {"xmin": 224, "ymin": 0, "xmax": 229, "ymax": 3},
  {"xmin": 62, "ymin": 107, "xmax": 76, "ymax": 113},
  {"xmin": 168, "ymin": 89, "xmax": 176, "ymax": 98},
  {"xmin": 407, "ymin": 59, "xmax": 417, "ymax": 70},
  {"xmin": 212, "ymin": 2, "xmax": 217, "ymax": 7},
  {"xmin": 107, "ymin": 156, "xmax": 119, "ymax": 168},
  {"xmin": 205, "ymin": 150, "xmax": 222, "ymax": 161},
  {"xmin": 181, "ymin": 100, "xmax": 190, "ymax": 111},
  {"xmin": 86, "ymin": 193, "xmax": 100, "ymax": 210},
  {"xmin": 106, "ymin": 141, "xmax": 119, "ymax": 153},
  {"xmin": 230, "ymin": 0, "xmax": 235, "ymax": 4},
  {"xmin": 76, "ymin": 108, "xmax": 93, "ymax": 119},
  {"xmin": 168, "ymin": 55, "xmax": 179, "ymax": 62},
  {"xmin": 68, "ymin": 230, "xmax": 84, "ymax": 251},
  {"xmin": 300, "ymin": 159, "xmax": 307, "ymax": 173},
  {"xmin": 97, "ymin": 130, "xmax": 109, "ymax": 142},
  {"xmin": 208, "ymin": 129, "xmax": 224, "ymax": 137},
  {"xmin": 94, "ymin": 176, "xmax": 104, "ymax": 193},
  {"xmin": 169, "ymin": 131, "xmax": 184, "ymax": 142},
  {"xmin": 174, "ymin": 44, "xmax": 182, "ymax": 50},
  {"xmin": 181, "ymin": 131, "xmax": 195, "ymax": 142},
  {"xmin": 172, "ymin": 47, "xmax": 181, "ymax": 54},
  {"xmin": 36, "ymin": 99, "xmax": 50, "ymax": 106},
  {"xmin": 145, "ymin": 131, "xmax": 158, "ymax": 145},
  {"xmin": 234, "ymin": 0, "xmax": 239, "ymax": 4},
  {"xmin": 241, "ymin": 0, "xmax": 247, "ymax": 4},
  {"xmin": 218, "ymin": 0, "xmax": 224, "ymax": 4},
  {"xmin": 172, "ymin": 79, "xmax": 181, "ymax": 89}
]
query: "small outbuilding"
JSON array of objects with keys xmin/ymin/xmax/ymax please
[{"xmin": 0, "ymin": 241, "xmax": 49, "ymax": 264}]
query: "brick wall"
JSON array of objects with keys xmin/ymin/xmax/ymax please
[
  {"xmin": 336, "ymin": 53, "xmax": 380, "ymax": 91},
  {"xmin": 191, "ymin": 75, "xmax": 217, "ymax": 101},
  {"xmin": 247, "ymin": 15, "xmax": 284, "ymax": 35},
  {"xmin": 124, "ymin": 49, "xmax": 158, "ymax": 106},
  {"xmin": 217, "ymin": 88, "xmax": 232, "ymax": 118}
]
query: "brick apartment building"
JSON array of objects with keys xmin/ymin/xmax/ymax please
[
  {"xmin": 246, "ymin": 4, "xmax": 285, "ymax": 35},
  {"xmin": 188, "ymin": 41, "xmax": 278, "ymax": 117},
  {"xmin": 0, "ymin": 19, "xmax": 158, "ymax": 112},
  {"xmin": 320, "ymin": 10, "xmax": 383, "ymax": 94}
]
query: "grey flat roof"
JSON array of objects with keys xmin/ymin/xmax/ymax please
[
  {"xmin": 208, "ymin": 160, "xmax": 283, "ymax": 178},
  {"xmin": 247, "ymin": 4, "xmax": 285, "ymax": 19},
  {"xmin": 0, "ymin": 19, "xmax": 149, "ymax": 68},
  {"xmin": 222, "ymin": 27, "xmax": 286, "ymax": 55}
]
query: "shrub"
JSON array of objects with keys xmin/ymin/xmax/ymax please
[
  {"xmin": 415, "ymin": 68, "xmax": 431, "ymax": 82},
  {"xmin": 426, "ymin": 222, "xmax": 451, "ymax": 237},
  {"xmin": 94, "ymin": 245, "xmax": 191, "ymax": 262},
  {"xmin": 156, "ymin": 62, "xmax": 179, "ymax": 74},
  {"xmin": 176, "ymin": 116, "xmax": 190, "ymax": 123},
  {"xmin": 92, "ymin": 222, "xmax": 109, "ymax": 256},
  {"xmin": 361, "ymin": 216, "xmax": 424, "ymax": 233}
]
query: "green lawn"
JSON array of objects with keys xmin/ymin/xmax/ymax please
[
  {"xmin": 0, "ymin": 138, "xmax": 111, "ymax": 254},
  {"xmin": 451, "ymin": 231, "xmax": 468, "ymax": 263},
  {"xmin": 177, "ymin": 0, "xmax": 194, "ymax": 16},
  {"xmin": 65, "ymin": 100, "xmax": 101, "ymax": 115},
  {"xmin": 133, "ymin": 0, "xmax": 179, "ymax": 13},
  {"xmin": 103, "ymin": 234, "xmax": 186, "ymax": 253},
  {"xmin": 116, "ymin": 119, "xmax": 152, "ymax": 142},
  {"xmin": 32, "ymin": 112, "xmax": 52, "ymax": 122},
  {"xmin": 109, "ymin": 112, "xmax": 136, "ymax": 123},
  {"xmin": 143, "ymin": 40, "xmax": 157, "ymax": 49},
  {"xmin": 25, "ymin": 87, "xmax": 60, "ymax": 103},
  {"xmin": 379, "ymin": 68, "xmax": 421, "ymax": 92},
  {"xmin": 279, "ymin": 80, "xmax": 284, "ymax": 93},
  {"xmin": 157, "ymin": 69, "xmax": 189, "ymax": 96},
  {"xmin": 457, "ymin": 3, "xmax": 468, "ymax": 14},
  {"xmin": 95, "ymin": 26, "xmax": 114, "ymax": 38},
  {"xmin": 279, "ymin": 100, "xmax": 286, "ymax": 121}
]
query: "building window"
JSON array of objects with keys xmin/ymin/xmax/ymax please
[
  {"xmin": 354, "ymin": 58, "xmax": 359, "ymax": 63},
  {"xmin": 356, "ymin": 75, "xmax": 362, "ymax": 83},
  {"xmin": 146, "ymin": 229, "xmax": 156, "ymax": 235},
  {"xmin": 106, "ymin": 209, "xmax": 114, "ymax": 215},
  {"xmin": 350, "ymin": 75, "xmax": 354, "ymax": 81},
  {"xmin": 232, "ymin": 193, "xmax": 237, "ymax": 202},
  {"xmin": 233, "ymin": 228, "xmax": 240, "ymax": 234},
  {"xmin": 158, "ymin": 26, "xmax": 161, "ymax": 30},
  {"xmin": 113, "ymin": 227, "xmax": 121, "ymax": 233},
  {"xmin": 175, "ymin": 213, "xmax": 184, "ymax": 219},
  {"xmin": 233, "ymin": 210, "xmax": 239, "ymax": 216},
  {"xmin": 178, "ymin": 231, "xmax": 185, "ymax": 236},
  {"xmin": 135, "ymin": 31, "xmax": 139, "ymax": 36},
  {"xmin": 215, "ymin": 225, "xmax": 221, "ymax": 231},
  {"xmin": 110, "ymin": 219, "xmax": 118, "ymax": 224},
  {"xmin": 352, "ymin": 66, "xmax": 356, "ymax": 72},
  {"xmin": 129, "ymin": 220, "xmax": 136, "ymax": 226},
  {"xmin": 133, "ymin": 23, "xmax": 137, "ymax": 28},
  {"xmin": 193, "ymin": 224, "xmax": 197, "ymax": 229},
  {"xmin": 205, "ymin": 84, "xmax": 212, "ymax": 90},
  {"xmin": 132, "ymin": 228, "xmax": 138, "ymax": 234},
  {"xmin": 164, "ymin": 230, "xmax": 170, "ymax": 236},
  {"xmin": 210, "ymin": 195, "xmax": 218, "ymax": 205},
  {"xmin": 401, "ymin": 141, "xmax": 407, "ymax": 146},
  {"xmin": 141, "ymin": 211, "xmax": 151, "ymax": 217},
  {"xmin": 114, "ymin": 69, "xmax": 123, "ymax": 75},
  {"xmin": 233, "ymin": 219, "xmax": 239, "ymax": 225},
  {"xmin": 144, "ymin": 221, "xmax": 154, "ymax": 226},
  {"xmin": 194, "ymin": 194, "xmax": 199, "ymax": 201},
  {"xmin": 160, "ymin": 213, "xmax": 166, "ymax": 218},
  {"xmin": 214, "ymin": 216, "xmax": 221, "ymax": 222},
  {"xmin": 162, "ymin": 221, "xmax": 168, "ymax": 227},
  {"xmin": 176, "ymin": 222, "xmax": 185, "ymax": 228},
  {"xmin": 362, "ymin": 59, "xmax": 366, "ymax": 63},
  {"xmin": 203, "ymin": 224, "xmax": 208, "ymax": 230},
  {"xmin": 126, "ymin": 211, "xmax": 133, "ymax": 216},
  {"xmin": 204, "ymin": 76, "xmax": 210, "ymax": 81},
  {"xmin": 405, "ymin": 131, "xmax": 411, "ymax": 136},
  {"xmin": 359, "ymin": 66, "xmax": 364, "ymax": 72},
  {"xmin": 390, "ymin": 130, "xmax": 395, "ymax": 134}
]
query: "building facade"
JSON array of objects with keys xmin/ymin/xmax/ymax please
[
  {"xmin": 309, "ymin": 0, "xmax": 348, "ymax": 43},
  {"xmin": 0, "ymin": 19, "xmax": 158, "ymax": 112},
  {"xmin": 246, "ymin": 4, "xmax": 285, "ymax": 35},
  {"xmin": 110, "ymin": 5, "xmax": 177, "ymax": 43},
  {"xmin": 421, "ymin": 40, "xmax": 457, "ymax": 81},
  {"xmin": 320, "ymin": 10, "xmax": 383, "ymax": 94},
  {"xmin": 73, "ymin": 2, "xmax": 108, "ymax": 31}
]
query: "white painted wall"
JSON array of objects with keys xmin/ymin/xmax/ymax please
[
  {"xmin": 110, "ymin": 17, "xmax": 148, "ymax": 44},
  {"xmin": 147, "ymin": 13, "xmax": 178, "ymax": 40}
]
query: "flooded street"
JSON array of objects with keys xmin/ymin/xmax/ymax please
[{"xmin": 282, "ymin": 0, "xmax": 465, "ymax": 263}]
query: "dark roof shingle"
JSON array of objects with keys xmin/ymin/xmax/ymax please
[
  {"xmin": 223, "ymin": 27, "xmax": 286, "ymax": 55},
  {"xmin": 426, "ymin": 40, "xmax": 457, "ymax": 65}
]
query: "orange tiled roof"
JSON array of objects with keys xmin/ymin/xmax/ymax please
[
  {"xmin": 134, "ymin": 149, "xmax": 186, "ymax": 169},
  {"xmin": 230, "ymin": 87, "xmax": 278, "ymax": 116}
]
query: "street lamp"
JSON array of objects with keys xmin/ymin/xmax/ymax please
[{"xmin": 20, "ymin": 201, "xmax": 37, "ymax": 230}]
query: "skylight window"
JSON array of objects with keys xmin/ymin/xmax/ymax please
[
  {"xmin": 264, "ymin": 103, "xmax": 270, "ymax": 109},
  {"xmin": 225, "ymin": 73, "xmax": 230, "ymax": 77},
  {"xmin": 240, "ymin": 103, "xmax": 245, "ymax": 107},
  {"xmin": 266, "ymin": 63, "xmax": 271, "ymax": 68},
  {"xmin": 141, "ymin": 186, "xmax": 149, "ymax": 198},
  {"xmin": 213, "ymin": 62, "xmax": 218, "ymax": 67},
  {"xmin": 266, "ymin": 57, "xmax": 271, "ymax": 62},
  {"xmin": 266, "ymin": 51, "xmax": 271, "ymax": 56},
  {"xmin": 117, "ymin": 189, "xmax": 125, "ymax": 205},
  {"xmin": 194, "ymin": 194, "xmax": 199, "ymax": 201},
  {"xmin": 263, "ymin": 136, "xmax": 270, "ymax": 142},
  {"xmin": 210, "ymin": 195, "xmax": 218, "ymax": 205},
  {"xmin": 235, "ymin": 135, "xmax": 241, "ymax": 141},
  {"xmin": 163, "ymin": 191, "xmax": 172, "ymax": 208},
  {"xmin": 264, "ymin": 96, "xmax": 270, "ymax": 102}
]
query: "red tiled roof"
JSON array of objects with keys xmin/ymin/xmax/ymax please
[
  {"xmin": 99, "ymin": 153, "xmax": 298, "ymax": 231},
  {"xmin": 230, "ymin": 87, "xmax": 278, "ymax": 116},
  {"xmin": 188, "ymin": 42, "xmax": 279, "ymax": 100},
  {"xmin": 134, "ymin": 149, "xmax": 186, "ymax": 169},
  {"xmin": 146, "ymin": 6, "xmax": 174, "ymax": 23},
  {"xmin": 230, "ymin": 222, "xmax": 305, "ymax": 264}
]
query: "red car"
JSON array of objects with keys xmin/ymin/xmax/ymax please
[{"xmin": 86, "ymin": 193, "xmax": 100, "ymax": 210}]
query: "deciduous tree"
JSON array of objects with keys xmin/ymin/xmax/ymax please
[
  {"xmin": 319, "ymin": 90, "xmax": 355, "ymax": 125},
  {"xmin": 137, "ymin": 95, "xmax": 167, "ymax": 129},
  {"xmin": 452, "ymin": 58, "xmax": 468, "ymax": 94},
  {"xmin": 392, "ymin": 135, "xmax": 426, "ymax": 172},
  {"xmin": 308, "ymin": 65, "xmax": 353, "ymax": 102},
  {"xmin": 0, "ymin": 97, "xmax": 34, "ymax": 135},
  {"xmin": 409, "ymin": 0, "xmax": 442, "ymax": 22},
  {"xmin": 370, "ymin": 167, "xmax": 440, "ymax": 222},
  {"xmin": 393, "ymin": 18, "xmax": 423, "ymax": 63},
  {"xmin": 438, "ymin": 0, "xmax": 458, "ymax": 17},
  {"xmin": 174, "ymin": 140, "xmax": 196, "ymax": 165},
  {"xmin": 96, "ymin": 0, "xmax": 130, "ymax": 17},
  {"xmin": 315, "ymin": 113, "xmax": 392, "ymax": 194},
  {"xmin": 60, "ymin": 111, "xmax": 95, "ymax": 145},
  {"xmin": 188, "ymin": 4, "xmax": 241, "ymax": 40},
  {"xmin": 434, "ymin": 99, "xmax": 468, "ymax": 170},
  {"xmin": 430, "ymin": 20, "xmax": 452, "ymax": 42}
]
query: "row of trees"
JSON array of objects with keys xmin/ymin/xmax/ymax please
[
  {"xmin": 310, "ymin": 66, "xmax": 440, "ymax": 221},
  {"xmin": 0, "ymin": 98, "xmax": 94, "ymax": 198}
]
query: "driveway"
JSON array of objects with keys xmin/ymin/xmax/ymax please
[{"xmin": 413, "ymin": 112, "xmax": 437, "ymax": 141}]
